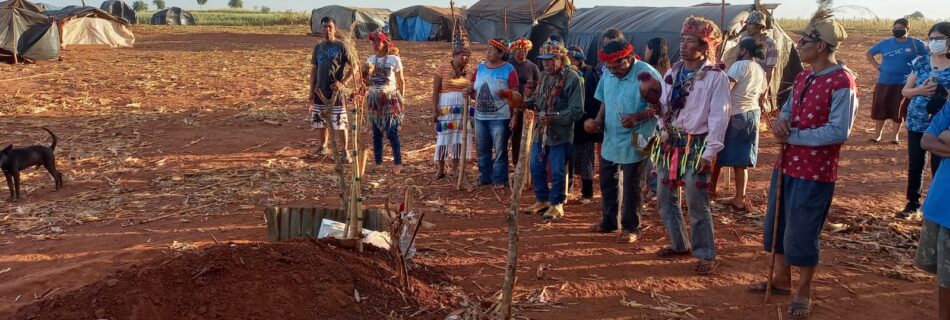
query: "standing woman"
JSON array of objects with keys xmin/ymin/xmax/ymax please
[
  {"xmin": 365, "ymin": 31, "xmax": 406, "ymax": 174},
  {"xmin": 641, "ymin": 37, "xmax": 671, "ymax": 203},
  {"xmin": 432, "ymin": 29, "xmax": 474, "ymax": 179},
  {"xmin": 710, "ymin": 38, "xmax": 768, "ymax": 211},
  {"xmin": 899, "ymin": 22, "xmax": 950, "ymax": 219},
  {"xmin": 644, "ymin": 37, "xmax": 671, "ymax": 75},
  {"xmin": 508, "ymin": 38, "xmax": 542, "ymax": 168},
  {"xmin": 867, "ymin": 18, "xmax": 929, "ymax": 143},
  {"xmin": 470, "ymin": 38, "xmax": 521, "ymax": 188}
]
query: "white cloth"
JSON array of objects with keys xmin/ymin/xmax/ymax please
[
  {"xmin": 61, "ymin": 17, "xmax": 135, "ymax": 48},
  {"xmin": 366, "ymin": 55, "xmax": 402, "ymax": 92},
  {"xmin": 726, "ymin": 60, "xmax": 767, "ymax": 115},
  {"xmin": 434, "ymin": 92, "xmax": 474, "ymax": 161}
]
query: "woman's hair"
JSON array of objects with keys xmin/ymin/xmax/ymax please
[
  {"xmin": 602, "ymin": 28, "xmax": 625, "ymax": 41},
  {"xmin": 894, "ymin": 18, "xmax": 909, "ymax": 28},
  {"xmin": 737, "ymin": 37, "xmax": 766, "ymax": 60},
  {"xmin": 644, "ymin": 37, "xmax": 670, "ymax": 74},
  {"xmin": 930, "ymin": 22, "xmax": 950, "ymax": 38}
]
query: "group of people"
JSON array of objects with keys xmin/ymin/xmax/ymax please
[{"xmin": 307, "ymin": 6, "xmax": 950, "ymax": 318}]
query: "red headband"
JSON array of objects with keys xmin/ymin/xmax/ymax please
[
  {"xmin": 369, "ymin": 31, "xmax": 389, "ymax": 44},
  {"xmin": 598, "ymin": 43, "xmax": 634, "ymax": 63}
]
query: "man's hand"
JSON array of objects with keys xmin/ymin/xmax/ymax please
[
  {"xmin": 330, "ymin": 82, "xmax": 341, "ymax": 91},
  {"xmin": 773, "ymin": 118, "xmax": 791, "ymax": 142},
  {"xmin": 638, "ymin": 72, "xmax": 662, "ymax": 105},
  {"xmin": 697, "ymin": 159, "xmax": 712, "ymax": 175},
  {"xmin": 584, "ymin": 119, "xmax": 603, "ymax": 133},
  {"xmin": 940, "ymin": 130, "xmax": 950, "ymax": 144},
  {"xmin": 541, "ymin": 113, "xmax": 554, "ymax": 127},
  {"xmin": 620, "ymin": 113, "xmax": 638, "ymax": 128}
]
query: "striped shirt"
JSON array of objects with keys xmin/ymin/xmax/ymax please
[{"xmin": 436, "ymin": 64, "xmax": 471, "ymax": 93}]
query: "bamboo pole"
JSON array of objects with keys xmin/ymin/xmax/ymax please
[
  {"xmin": 316, "ymin": 90, "xmax": 350, "ymax": 220},
  {"xmin": 457, "ymin": 98, "xmax": 470, "ymax": 190},
  {"xmin": 12, "ymin": 53, "xmax": 18, "ymax": 64},
  {"xmin": 500, "ymin": 109, "xmax": 535, "ymax": 319}
]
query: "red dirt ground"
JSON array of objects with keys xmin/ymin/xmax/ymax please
[
  {"xmin": 10, "ymin": 239, "xmax": 452, "ymax": 320},
  {"xmin": 0, "ymin": 25, "xmax": 938, "ymax": 319}
]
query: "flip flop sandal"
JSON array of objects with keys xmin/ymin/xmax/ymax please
[
  {"xmin": 588, "ymin": 224, "xmax": 614, "ymax": 233},
  {"xmin": 694, "ymin": 259, "xmax": 720, "ymax": 275},
  {"xmin": 746, "ymin": 280, "xmax": 792, "ymax": 295},
  {"xmin": 656, "ymin": 247, "xmax": 691, "ymax": 260},
  {"xmin": 787, "ymin": 300, "xmax": 812, "ymax": 319}
]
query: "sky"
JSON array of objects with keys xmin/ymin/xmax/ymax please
[{"xmin": 43, "ymin": 0, "xmax": 942, "ymax": 19}]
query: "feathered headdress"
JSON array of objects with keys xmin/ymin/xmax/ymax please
[
  {"xmin": 681, "ymin": 15, "xmax": 722, "ymax": 61},
  {"xmin": 510, "ymin": 38, "xmax": 533, "ymax": 51},
  {"xmin": 793, "ymin": 0, "xmax": 848, "ymax": 47},
  {"xmin": 451, "ymin": 19, "xmax": 470, "ymax": 54}
]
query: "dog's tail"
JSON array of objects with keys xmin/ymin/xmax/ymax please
[{"xmin": 41, "ymin": 127, "xmax": 57, "ymax": 151}]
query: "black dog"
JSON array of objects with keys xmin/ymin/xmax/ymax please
[{"xmin": 0, "ymin": 127, "xmax": 64, "ymax": 201}]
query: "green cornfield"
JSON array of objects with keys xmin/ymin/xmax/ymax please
[{"xmin": 136, "ymin": 9, "xmax": 310, "ymax": 26}]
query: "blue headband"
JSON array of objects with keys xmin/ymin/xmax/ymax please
[{"xmin": 568, "ymin": 50, "xmax": 586, "ymax": 60}]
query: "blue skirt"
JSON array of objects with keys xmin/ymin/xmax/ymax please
[{"xmin": 717, "ymin": 110, "xmax": 760, "ymax": 168}]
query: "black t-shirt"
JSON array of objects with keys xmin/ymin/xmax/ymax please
[
  {"xmin": 574, "ymin": 64, "xmax": 603, "ymax": 143},
  {"xmin": 311, "ymin": 40, "xmax": 351, "ymax": 104}
]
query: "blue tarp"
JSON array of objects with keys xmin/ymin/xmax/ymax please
[{"xmin": 395, "ymin": 16, "xmax": 433, "ymax": 41}]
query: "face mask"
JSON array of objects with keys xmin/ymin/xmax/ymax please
[
  {"xmin": 892, "ymin": 29, "xmax": 907, "ymax": 38},
  {"xmin": 930, "ymin": 39, "xmax": 948, "ymax": 55}
]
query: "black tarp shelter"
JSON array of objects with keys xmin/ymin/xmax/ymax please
[
  {"xmin": 310, "ymin": 5, "xmax": 390, "ymax": 39},
  {"xmin": 100, "ymin": 0, "xmax": 136, "ymax": 24},
  {"xmin": 389, "ymin": 5, "xmax": 463, "ymax": 42},
  {"xmin": 151, "ymin": 7, "xmax": 195, "ymax": 25},
  {"xmin": 465, "ymin": 0, "xmax": 575, "ymax": 59},
  {"xmin": 0, "ymin": 0, "xmax": 59, "ymax": 62}
]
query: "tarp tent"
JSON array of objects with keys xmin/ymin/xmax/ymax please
[
  {"xmin": 100, "ymin": 0, "xmax": 136, "ymax": 24},
  {"xmin": 35, "ymin": 2, "xmax": 59, "ymax": 11},
  {"xmin": 389, "ymin": 5, "xmax": 463, "ymax": 42},
  {"xmin": 151, "ymin": 7, "xmax": 195, "ymax": 25},
  {"xmin": 45, "ymin": 6, "xmax": 134, "ymax": 48},
  {"xmin": 465, "ymin": 0, "xmax": 575, "ymax": 58},
  {"xmin": 567, "ymin": 5, "xmax": 801, "ymax": 109},
  {"xmin": 310, "ymin": 5, "xmax": 390, "ymax": 39},
  {"xmin": 0, "ymin": 0, "xmax": 60, "ymax": 61}
]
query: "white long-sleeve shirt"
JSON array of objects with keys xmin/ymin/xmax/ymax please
[{"xmin": 659, "ymin": 60, "xmax": 732, "ymax": 161}]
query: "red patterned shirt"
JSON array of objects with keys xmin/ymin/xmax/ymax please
[{"xmin": 777, "ymin": 66, "xmax": 858, "ymax": 182}]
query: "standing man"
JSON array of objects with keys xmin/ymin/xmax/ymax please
[
  {"xmin": 653, "ymin": 16, "xmax": 731, "ymax": 275},
  {"xmin": 310, "ymin": 16, "xmax": 355, "ymax": 163},
  {"xmin": 509, "ymin": 38, "xmax": 542, "ymax": 168},
  {"xmin": 519, "ymin": 40, "xmax": 584, "ymax": 220},
  {"xmin": 916, "ymin": 103, "xmax": 950, "ymax": 320},
  {"xmin": 470, "ymin": 38, "xmax": 520, "ymax": 189},
  {"xmin": 747, "ymin": 6, "xmax": 858, "ymax": 318},
  {"xmin": 867, "ymin": 18, "xmax": 929, "ymax": 144},
  {"xmin": 584, "ymin": 39, "xmax": 662, "ymax": 243},
  {"xmin": 743, "ymin": 10, "xmax": 779, "ymax": 86}
]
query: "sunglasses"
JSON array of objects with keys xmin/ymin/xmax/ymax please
[{"xmin": 797, "ymin": 37, "xmax": 820, "ymax": 46}]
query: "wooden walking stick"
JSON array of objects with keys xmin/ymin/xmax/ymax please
[
  {"xmin": 765, "ymin": 143, "xmax": 786, "ymax": 303},
  {"xmin": 499, "ymin": 109, "xmax": 535, "ymax": 319}
]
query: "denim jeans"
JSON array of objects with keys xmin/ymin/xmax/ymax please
[
  {"xmin": 599, "ymin": 157, "xmax": 645, "ymax": 232},
  {"xmin": 530, "ymin": 143, "xmax": 570, "ymax": 205},
  {"xmin": 371, "ymin": 122, "xmax": 401, "ymax": 165},
  {"xmin": 907, "ymin": 130, "xmax": 942, "ymax": 211},
  {"xmin": 657, "ymin": 167, "xmax": 716, "ymax": 260},
  {"xmin": 475, "ymin": 119, "xmax": 510, "ymax": 185}
]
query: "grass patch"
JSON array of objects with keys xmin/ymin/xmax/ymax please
[{"xmin": 777, "ymin": 18, "xmax": 940, "ymax": 33}]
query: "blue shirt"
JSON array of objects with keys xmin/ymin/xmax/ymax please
[
  {"xmin": 868, "ymin": 37, "xmax": 928, "ymax": 84},
  {"xmin": 472, "ymin": 62, "xmax": 519, "ymax": 121},
  {"xmin": 923, "ymin": 103, "xmax": 950, "ymax": 227},
  {"xmin": 594, "ymin": 60, "xmax": 662, "ymax": 164},
  {"xmin": 906, "ymin": 55, "xmax": 950, "ymax": 132}
]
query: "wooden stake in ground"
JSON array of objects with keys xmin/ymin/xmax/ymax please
[
  {"xmin": 500, "ymin": 109, "xmax": 535, "ymax": 319},
  {"xmin": 765, "ymin": 144, "xmax": 786, "ymax": 303},
  {"xmin": 457, "ymin": 98, "xmax": 470, "ymax": 190}
]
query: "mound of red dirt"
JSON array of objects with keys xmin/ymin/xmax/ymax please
[{"xmin": 12, "ymin": 239, "xmax": 455, "ymax": 320}]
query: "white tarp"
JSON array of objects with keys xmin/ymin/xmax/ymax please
[{"xmin": 61, "ymin": 16, "xmax": 133, "ymax": 48}]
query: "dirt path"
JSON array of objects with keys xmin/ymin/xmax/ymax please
[{"xmin": 0, "ymin": 26, "xmax": 936, "ymax": 319}]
